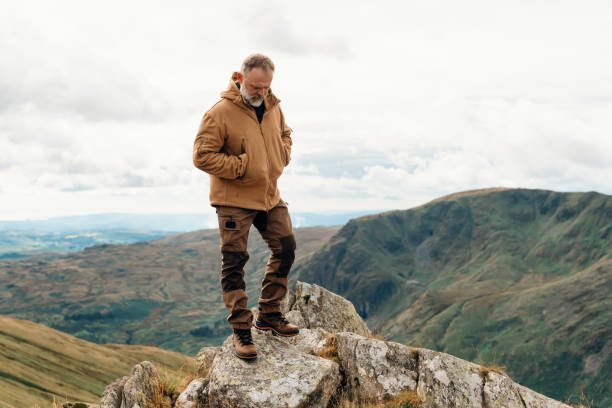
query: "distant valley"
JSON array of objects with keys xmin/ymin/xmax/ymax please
[
  {"xmin": 0, "ymin": 210, "xmax": 372, "ymax": 258},
  {"xmin": 0, "ymin": 229, "xmax": 175, "ymax": 259},
  {"xmin": 0, "ymin": 226, "xmax": 340, "ymax": 353}
]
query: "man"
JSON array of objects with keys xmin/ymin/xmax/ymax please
[{"xmin": 193, "ymin": 54, "xmax": 299, "ymax": 360}]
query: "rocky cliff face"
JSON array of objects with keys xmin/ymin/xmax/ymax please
[{"xmin": 98, "ymin": 282, "xmax": 574, "ymax": 408}]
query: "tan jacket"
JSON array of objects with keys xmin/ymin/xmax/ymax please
[{"xmin": 193, "ymin": 72, "xmax": 292, "ymax": 211}]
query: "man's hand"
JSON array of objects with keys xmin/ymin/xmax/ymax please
[{"xmin": 237, "ymin": 153, "xmax": 248, "ymax": 179}]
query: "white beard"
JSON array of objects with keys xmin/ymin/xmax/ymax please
[{"xmin": 241, "ymin": 85, "xmax": 265, "ymax": 107}]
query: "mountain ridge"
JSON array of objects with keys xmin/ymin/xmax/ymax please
[{"xmin": 294, "ymin": 188, "xmax": 611, "ymax": 405}]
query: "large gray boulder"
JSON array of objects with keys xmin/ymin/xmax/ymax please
[
  {"xmin": 284, "ymin": 309, "xmax": 307, "ymax": 328},
  {"xmin": 280, "ymin": 327, "xmax": 330, "ymax": 356},
  {"xmin": 99, "ymin": 376, "xmax": 129, "ymax": 408},
  {"xmin": 175, "ymin": 378, "xmax": 209, "ymax": 408},
  {"xmin": 417, "ymin": 349, "xmax": 483, "ymax": 408},
  {"xmin": 207, "ymin": 329, "xmax": 342, "ymax": 408},
  {"xmin": 120, "ymin": 361, "xmax": 160, "ymax": 408},
  {"xmin": 517, "ymin": 384, "xmax": 572, "ymax": 408},
  {"xmin": 196, "ymin": 347, "xmax": 221, "ymax": 378},
  {"xmin": 280, "ymin": 288, "xmax": 296, "ymax": 314},
  {"xmin": 291, "ymin": 281, "xmax": 371, "ymax": 336},
  {"xmin": 334, "ymin": 332, "xmax": 418, "ymax": 403},
  {"xmin": 483, "ymin": 371, "xmax": 524, "ymax": 408}
]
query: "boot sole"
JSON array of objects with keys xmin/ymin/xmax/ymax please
[
  {"xmin": 234, "ymin": 351, "xmax": 257, "ymax": 360},
  {"xmin": 254, "ymin": 323, "xmax": 299, "ymax": 337}
]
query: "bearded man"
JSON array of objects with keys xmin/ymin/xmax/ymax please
[{"xmin": 193, "ymin": 54, "xmax": 298, "ymax": 360}]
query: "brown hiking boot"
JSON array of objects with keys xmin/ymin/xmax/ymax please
[
  {"xmin": 255, "ymin": 311, "xmax": 299, "ymax": 337},
  {"xmin": 232, "ymin": 328, "xmax": 257, "ymax": 360}
]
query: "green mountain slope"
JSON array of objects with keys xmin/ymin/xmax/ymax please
[
  {"xmin": 0, "ymin": 315, "xmax": 194, "ymax": 408},
  {"xmin": 294, "ymin": 188, "xmax": 611, "ymax": 406},
  {"xmin": 0, "ymin": 226, "xmax": 339, "ymax": 354}
]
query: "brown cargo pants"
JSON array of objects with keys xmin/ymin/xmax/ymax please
[{"xmin": 215, "ymin": 199, "xmax": 296, "ymax": 329}]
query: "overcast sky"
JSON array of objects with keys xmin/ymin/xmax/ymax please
[{"xmin": 1, "ymin": 0, "xmax": 611, "ymax": 222}]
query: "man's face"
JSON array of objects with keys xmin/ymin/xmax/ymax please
[{"xmin": 239, "ymin": 67, "xmax": 273, "ymax": 107}]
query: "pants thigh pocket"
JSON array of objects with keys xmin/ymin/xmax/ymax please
[
  {"xmin": 218, "ymin": 216, "xmax": 244, "ymax": 251},
  {"xmin": 219, "ymin": 216, "xmax": 240, "ymax": 231}
]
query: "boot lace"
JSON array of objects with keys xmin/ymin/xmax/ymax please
[
  {"xmin": 234, "ymin": 328, "xmax": 254, "ymax": 345},
  {"xmin": 267, "ymin": 312, "xmax": 289, "ymax": 325}
]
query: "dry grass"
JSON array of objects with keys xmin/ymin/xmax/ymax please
[
  {"xmin": 47, "ymin": 396, "xmax": 89, "ymax": 408},
  {"xmin": 150, "ymin": 371, "xmax": 175, "ymax": 408},
  {"xmin": 333, "ymin": 389, "xmax": 421, "ymax": 408},
  {"xmin": 316, "ymin": 334, "xmax": 340, "ymax": 364},
  {"xmin": 41, "ymin": 361, "xmax": 199, "ymax": 408},
  {"xmin": 148, "ymin": 362, "xmax": 198, "ymax": 408},
  {"xmin": 381, "ymin": 390, "xmax": 421, "ymax": 408},
  {"xmin": 566, "ymin": 391, "xmax": 594, "ymax": 408},
  {"xmin": 477, "ymin": 352, "xmax": 509, "ymax": 377},
  {"xmin": 368, "ymin": 331, "xmax": 385, "ymax": 341},
  {"xmin": 478, "ymin": 362, "xmax": 509, "ymax": 377}
]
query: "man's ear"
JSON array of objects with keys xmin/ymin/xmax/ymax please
[{"xmin": 236, "ymin": 72, "xmax": 243, "ymax": 83}]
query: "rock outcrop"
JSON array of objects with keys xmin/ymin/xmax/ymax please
[
  {"xmin": 207, "ymin": 330, "xmax": 341, "ymax": 407},
  {"xmin": 290, "ymin": 281, "xmax": 372, "ymax": 337},
  {"xmin": 100, "ymin": 281, "xmax": 573, "ymax": 408},
  {"xmin": 196, "ymin": 346, "xmax": 220, "ymax": 378},
  {"xmin": 175, "ymin": 378, "xmax": 209, "ymax": 408},
  {"xmin": 99, "ymin": 362, "xmax": 161, "ymax": 408},
  {"xmin": 99, "ymin": 376, "xmax": 128, "ymax": 408},
  {"xmin": 335, "ymin": 331, "xmax": 419, "ymax": 403}
]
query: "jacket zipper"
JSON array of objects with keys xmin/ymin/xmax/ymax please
[
  {"xmin": 244, "ymin": 106, "xmax": 273, "ymax": 210},
  {"xmin": 258, "ymin": 119, "xmax": 273, "ymax": 210}
]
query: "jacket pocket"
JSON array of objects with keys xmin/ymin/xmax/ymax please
[
  {"xmin": 281, "ymin": 143, "xmax": 290, "ymax": 166},
  {"xmin": 236, "ymin": 138, "xmax": 249, "ymax": 180}
]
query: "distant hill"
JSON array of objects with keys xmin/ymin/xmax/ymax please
[
  {"xmin": 0, "ymin": 315, "xmax": 194, "ymax": 408},
  {"xmin": 0, "ymin": 226, "xmax": 340, "ymax": 354},
  {"xmin": 295, "ymin": 188, "xmax": 611, "ymax": 406}
]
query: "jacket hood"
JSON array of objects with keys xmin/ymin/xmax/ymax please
[{"xmin": 220, "ymin": 71, "xmax": 280, "ymax": 111}]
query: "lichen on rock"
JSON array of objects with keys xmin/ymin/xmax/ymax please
[
  {"xmin": 417, "ymin": 349, "xmax": 483, "ymax": 408},
  {"xmin": 207, "ymin": 329, "xmax": 341, "ymax": 407},
  {"xmin": 99, "ymin": 376, "xmax": 129, "ymax": 408},
  {"xmin": 335, "ymin": 331, "xmax": 419, "ymax": 403},
  {"xmin": 195, "ymin": 347, "xmax": 220, "ymax": 378},
  {"xmin": 175, "ymin": 378, "xmax": 209, "ymax": 408},
  {"xmin": 291, "ymin": 281, "xmax": 371, "ymax": 337}
]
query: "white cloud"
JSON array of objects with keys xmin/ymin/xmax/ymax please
[{"xmin": 0, "ymin": 0, "xmax": 611, "ymax": 220}]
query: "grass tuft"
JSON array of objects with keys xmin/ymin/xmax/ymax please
[
  {"xmin": 316, "ymin": 334, "xmax": 340, "ymax": 364},
  {"xmin": 479, "ymin": 362, "xmax": 509, "ymax": 377},
  {"xmin": 333, "ymin": 389, "xmax": 421, "ymax": 408},
  {"xmin": 478, "ymin": 352, "xmax": 509, "ymax": 377},
  {"xmin": 368, "ymin": 331, "xmax": 385, "ymax": 341},
  {"xmin": 148, "ymin": 362, "xmax": 199, "ymax": 408},
  {"xmin": 381, "ymin": 390, "xmax": 421, "ymax": 408},
  {"xmin": 566, "ymin": 391, "xmax": 594, "ymax": 408}
]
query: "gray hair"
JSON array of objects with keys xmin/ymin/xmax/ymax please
[{"xmin": 241, "ymin": 53, "xmax": 275, "ymax": 76}]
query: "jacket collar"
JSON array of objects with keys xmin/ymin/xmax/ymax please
[{"xmin": 220, "ymin": 71, "xmax": 280, "ymax": 112}]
